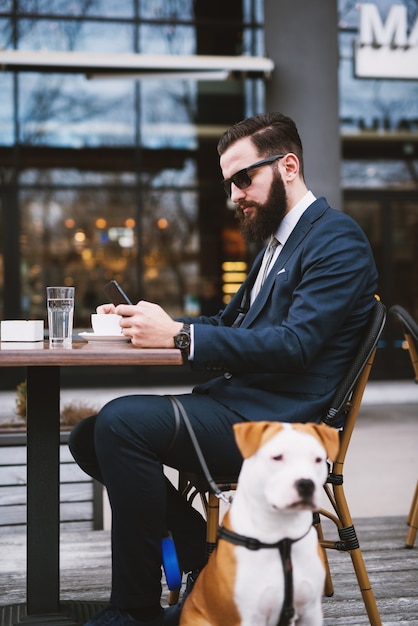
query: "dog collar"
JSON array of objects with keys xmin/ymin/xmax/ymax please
[
  {"xmin": 217, "ymin": 525, "xmax": 311, "ymax": 626},
  {"xmin": 217, "ymin": 524, "xmax": 311, "ymax": 551}
]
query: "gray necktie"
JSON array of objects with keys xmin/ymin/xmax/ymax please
[
  {"xmin": 250, "ymin": 236, "xmax": 279, "ymax": 304},
  {"xmin": 260, "ymin": 236, "xmax": 279, "ymax": 287},
  {"xmin": 234, "ymin": 236, "xmax": 279, "ymax": 325}
]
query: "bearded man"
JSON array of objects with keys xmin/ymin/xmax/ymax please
[{"xmin": 69, "ymin": 112, "xmax": 378, "ymax": 626}]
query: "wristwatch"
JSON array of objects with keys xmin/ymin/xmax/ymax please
[{"xmin": 173, "ymin": 323, "xmax": 191, "ymax": 353}]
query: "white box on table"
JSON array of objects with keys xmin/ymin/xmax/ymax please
[{"xmin": 0, "ymin": 320, "xmax": 44, "ymax": 342}]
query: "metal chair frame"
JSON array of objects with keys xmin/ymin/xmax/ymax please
[
  {"xmin": 175, "ymin": 299, "xmax": 386, "ymax": 626},
  {"xmin": 389, "ymin": 304, "xmax": 418, "ymax": 548}
]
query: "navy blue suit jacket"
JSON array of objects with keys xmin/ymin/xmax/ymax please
[{"xmin": 184, "ymin": 197, "xmax": 378, "ymax": 424}]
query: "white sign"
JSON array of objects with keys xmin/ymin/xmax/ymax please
[{"xmin": 355, "ymin": 3, "xmax": 418, "ymax": 79}]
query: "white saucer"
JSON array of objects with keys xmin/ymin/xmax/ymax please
[{"xmin": 79, "ymin": 332, "xmax": 130, "ymax": 343}]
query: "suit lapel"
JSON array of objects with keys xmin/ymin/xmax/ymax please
[{"xmin": 241, "ymin": 198, "xmax": 328, "ymax": 327}]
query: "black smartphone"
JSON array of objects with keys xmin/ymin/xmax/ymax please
[{"xmin": 103, "ymin": 280, "xmax": 133, "ymax": 305}]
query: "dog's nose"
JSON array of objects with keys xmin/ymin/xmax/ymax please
[{"xmin": 295, "ymin": 478, "xmax": 315, "ymax": 498}]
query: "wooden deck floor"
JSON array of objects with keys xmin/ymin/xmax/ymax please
[{"xmin": 1, "ymin": 515, "xmax": 417, "ymax": 625}]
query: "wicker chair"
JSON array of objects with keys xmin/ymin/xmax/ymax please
[{"xmin": 389, "ymin": 304, "xmax": 418, "ymax": 548}]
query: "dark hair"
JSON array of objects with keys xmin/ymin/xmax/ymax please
[{"xmin": 217, "ymin": 112, "xmax": 304, "ymax": 178}]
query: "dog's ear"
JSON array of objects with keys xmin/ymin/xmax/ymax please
[
  {"xmin": 309, "ymin": 423, "xmax": 340, "ymax": 462},
  {"xmin": 233, "ymin": 421, "xmax": 284, "ymax": 459}
]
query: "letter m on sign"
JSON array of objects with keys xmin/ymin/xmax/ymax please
[
  {"xmin": 355, "ymin": 3, "xmax": 418, "ymax": 79},
  {"xmin": 359, "ymin": 4, "xmax": 407, "ymax": 47}
]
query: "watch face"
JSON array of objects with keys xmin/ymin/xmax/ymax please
[{"xmin": 175, "ymin": 332, "xmax": 190, "ymax": 350}]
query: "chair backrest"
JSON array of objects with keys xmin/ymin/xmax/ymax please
[
  {"xmin": 390, "ymin": 304, "xmax": 418, "ymax": 382},
  {"xmin": 321, "ymin": 298, "xmax": 386, "ymax": 468}
]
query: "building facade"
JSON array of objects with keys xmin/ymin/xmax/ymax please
[{"xmin": 0, "ymin": 0, "xmax": 417, "ymax": 385}]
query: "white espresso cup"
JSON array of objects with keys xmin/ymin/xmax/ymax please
[{"xmin": 91, "ymin": 313, "xmax": 122, "ymax": 336}]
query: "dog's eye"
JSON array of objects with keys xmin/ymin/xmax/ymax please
[
  {"xmin": 315, "ymin": 457, "xmax": 323, "ymax": 464},
  {"xmin": 272, "ymin": 454, "xmax": 283, "ymax": 461}
]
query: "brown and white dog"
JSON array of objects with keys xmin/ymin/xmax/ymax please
[{"xmin": 180, "ymin": 421, "xmax": 339, "ymax": 626}]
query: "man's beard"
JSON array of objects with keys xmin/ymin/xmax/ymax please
[{"xmin": 235, "ymin": 171, "xmax": 287, "ymax": 242}]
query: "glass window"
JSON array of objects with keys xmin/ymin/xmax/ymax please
[
  {"xmin": 18, "ymin": 73, "xmax": 136, "ymax": 147},
  {"xmin": 0, "ymin": 73, "xmax": 13, "ymax": 145},
  {"xmin": 18, "ymin": 0, "xmax": 134, "ymax": 18},
  {"xmin": 139, "ymin": 23, "xmax": 195, "ymax": 55},
  {"xmin": 19, "ymin": 159, "xmax": 199, "ymax": 323},
  {"xmin": 19, "ymin": 19, "xmax": 134, "ymax": 52},
  {"xmin": 19, "ymin": 168, "xmax": 138, "ymax": 186},
  {"xmin": 242, "ymin": 26, "xmax": 265, "ymax": 56},
  {"xmin": 243, "ymin": 0, "xmax": 265, "ymax": 56},
  {"xmin": 19, "ymin": 180, "xmax": 138, "ymax": 325},
  {"xmin": 140, "ymin": 158, "xmax": 199, "ymax": 315},
  {"xmin": 140, "ymin": 80, "xmax": 198, "ymax": 150},
  {"xmin": 0, "ymin": 193, "xmax": 3, "ymax": 320},
  {"xmin": 342, "ymin": 160, "xmax": 418, "ymax": 190},
  {"xmin": 344, "ymin": 198, "xmax": 382, "ymax": 252},
  {"xmin": 243, "ymin": 0, "xmax": 264, "ymax": 23},
  {"xmin": 0, "ymin": 17, "xmax": 12, "ymax": 48},
  {"xmin": 136, "ymin": 18, "xmax": 249, "ymax": 150},
  {"xmin": 141, "ymin": 187, "xmax": 199, "ymax": 316},
  {"xmin": 345, "ymin": 195, "xmax": 418, "ymax": 318},
  {"xmin": 139, "ymin": 0, "xmax": 194, "ymax": 20}
]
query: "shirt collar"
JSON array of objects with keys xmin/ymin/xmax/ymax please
[{"xmin": 274, "ymin": 190, "xmax": 316, "ymax": 246}]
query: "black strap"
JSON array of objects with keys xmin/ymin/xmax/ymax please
[
  {"xmin": 166, "ymin": 395, "xmax": 181, "ymax": 452},
  {"xmin": 279, "ymin": 538, "xmax": 295, "ymax": 626},
  {"xmin": 167, "ymin": 395, "xmax": 232, "ymax": 504},
  {"xmin": 231, "ymin": 287, "xmax": 251, "ymax": 327},
  {"xmin": 218, "ymin": 525, "xmax": 311, "ymax": 626},
  {"xmin": 218, "ymin": 525, "xmax": 289, "ymax": 551}
]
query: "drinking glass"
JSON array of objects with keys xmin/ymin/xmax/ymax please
[{"xmin": 47, "ymin": 286, "xmax": 75, "ymax": 348}]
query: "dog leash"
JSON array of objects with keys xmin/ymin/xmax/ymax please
[
  {"xmin": 167, "ymin": 395, "xmax": 232, "ymax": 505},
  {"xmin": 218, "ymin": 525, "xmax": 312, "ymax": 626}
]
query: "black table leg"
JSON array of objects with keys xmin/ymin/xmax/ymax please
[{"xmin": 26, "ymin": 365, "xmax": 61, "ymax": 616}]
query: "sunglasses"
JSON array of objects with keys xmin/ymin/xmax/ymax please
[{"xmin": 221, "ymin": 154, "xmax": 286, "ymax": 198}]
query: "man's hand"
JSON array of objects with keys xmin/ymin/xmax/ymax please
[
  {"xmin": 115, "ymin": 301, "xmax": 183, "ymax": 348},
  {"xmin": 97, "ymin": 303, "xmax": 117, "ymax": 314}
]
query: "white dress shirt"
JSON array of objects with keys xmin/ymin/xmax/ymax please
[{"xmin": 250, "ymin": 190, "xmax": 316, "ymax": 304}]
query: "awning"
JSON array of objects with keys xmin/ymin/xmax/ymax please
[{"xmin": 0, "ymin": 50, "xmax": 274, "ymax": 80}]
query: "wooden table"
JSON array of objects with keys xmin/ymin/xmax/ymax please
[{"xmin": 0, "ymin": 339, "xmax": 182, "ymax": 624}]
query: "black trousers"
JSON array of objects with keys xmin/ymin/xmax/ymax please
[{"xmin": 68, "ymin": 392, "xmax": 245, "ymax": 611}]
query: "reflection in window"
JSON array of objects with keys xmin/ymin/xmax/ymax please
[
  {"xmin": 140, "ymin": 79, "xmax": 198, "ymax": 150},
  {"xmin": 0, "ymin": 17, "xmax": 12, "ymax": 48},
  {"xmin": 19, "ymin": 160, "xmax": 199, "ymax": 324},
  {"xmin": 139, "ymin": 0, "xmax": 194, "ymax": 20},
  {"xmin": 342, "ymin": 160, "xmax": 418, "ymax": 190},
  {"xmin": 345, "ymin": 195, "xmax": 418, "ymax": 319},
  {"xmin": 19, "ymin": 19, "xmax": 134, "ymax": 52},
  {"xmin": 0, "ymin": 194, "xmax": 3, "ymax": 319},
  {"xmin": 18, "ymin": 73, "xmax": 136, "ymax": 147},
  {"xmin": 142, "ymin": 185, "xmax": 199, "ymax": 315},
  {"xmin": 20, "ymin": 183, "xmax": 138, "ymax": 324},
  {"xmin": 18, "ymin": 0, "xmax": 134, "ymax": 18},
  {"xmin": 17, "ymin": 69, "xmax": 203, "ymax": 149},
  {"xmin": 139, "ymin": 24, "xmax": 195, "ymax": 55},
  {"xmin": 0, "ymin": 73, "xmax": 13, "ymax": 145}
]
